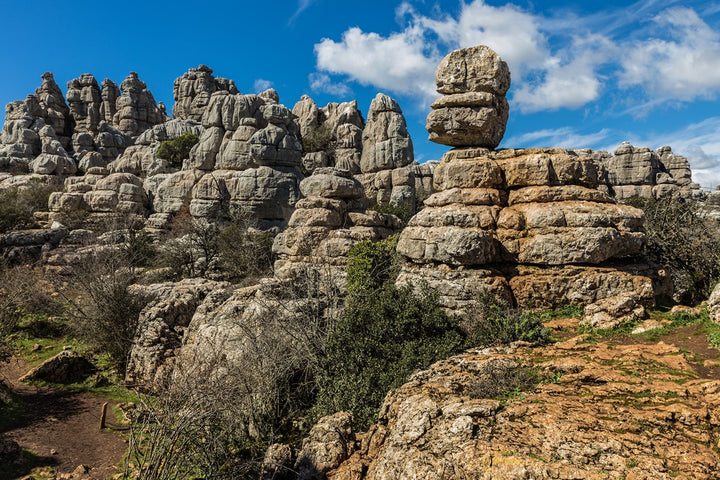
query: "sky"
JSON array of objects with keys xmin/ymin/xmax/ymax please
[{"xmin": 2, "ymin": 0, "xmax": 720, "ymax": 187}]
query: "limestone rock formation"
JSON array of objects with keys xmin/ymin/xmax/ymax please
[
  {"xmin": 125, "ymin": 278, "xmax": 230, "ymax": 386},
  {"xmin": 66, "ymin": 74, "xmax": 103, "ymax": 134},
  {"xmin": 19, "ymin": 350, "xmax": 94, "ymax": 384},
  {"xmin": 426, "ymin": 46, "xmax": 510, "ymax": 149},
  {"xmin": 708, "ymin": 282, "xmax": 720, "ymax": 324},
  {"xmin": 356, "ymin": 161, "xmax": 437, "ymax": 212},
  {"xmin": 397, "ymin": 48, "xmax": 654, "ymax": 313},
  {"xmin": 359, "ymin": 93, "xmax": 413, "ymax": 174},
  {"xmin": 293, "ymin": 96, "xmax": 365, "ymax": 175},
  {"xmin": 34, "ymin": 72, "xmax": 71, "ymax": 146},
  {"xmin": 49, "ymin": 171, "xmax": 149, "ymax": 226},
  {"xmin": 602, "ymin": 143, "xmax": 702, "ymax": 200},
  {"xmin": 108, "ymin": 119, "xmax": 203, "ymax": 177},
  {"xmin": 325, "ymin": 339, "xmax": 720, "ymax": 479},
  {"xmin": 173, "ymin": 65, "xmax": 238, "ymax": 121},
  {"xmin": 167, "ymin": 90, "xmax": 304, "ymax": 228},
  {"xmin": 272, "ymin": 167, "xmax": 401, "ymax": 277},
  {"xmin": 0, "ymin": 97, "xmax": 45, "ymax": 173},
  {"xmin": 113, "ymin": 72, "xmax": 168, "ymax": 137},
  {"xmin": 396, "ymin": 147, "xmax": 653, "ymax": 311},
  {"xmin": 295, "ymin": 412, "xmax": 355, "ymax": 479}
]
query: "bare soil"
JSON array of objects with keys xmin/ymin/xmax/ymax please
[{"xmin": 0, "ymin": 356, "xmax": 128, "ymax": 479}]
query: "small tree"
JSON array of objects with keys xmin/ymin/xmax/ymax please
[
  {"xmin": 625, "ymin": 196, "xmax": 720, "ymax": 304},
  {"xmin": 156, "ymin": 132, "xmax": 199, "ymax": 168}
]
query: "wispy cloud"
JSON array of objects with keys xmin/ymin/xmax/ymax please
[
  {"xmin": 253, "ymin": 78, "xmax": 273, "ymax": 93},
  {"xmin": 308, "ymin": 73, "xmax": 351, "ymax": 97},
  {"xmin": 311, "ymin": 0, "xmax": 720, "ymax": 116},
  {"xmin": 504, "ymin": 126, "xmax": 613, "ymax": 150},
  {"xmin": 289, "ymin": 0, "xmax": 316, "ymax": 25}
]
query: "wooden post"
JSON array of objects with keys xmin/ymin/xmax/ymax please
[{"xmin": 99, "ymin": 402, "xmax": 108, "ymax": 430}]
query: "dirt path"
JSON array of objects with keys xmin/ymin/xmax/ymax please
[{"xmin": 1, "ymin": 357, "xmax": 128, "ymax": 479}]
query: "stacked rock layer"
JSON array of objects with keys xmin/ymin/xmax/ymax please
[
  {"xmin": 397, "ymin": 46, "xmax": 655, "ymax": 312},
  {"xmin": 273, "ymin": 167, "xmax": 401, "ymax": 279}
]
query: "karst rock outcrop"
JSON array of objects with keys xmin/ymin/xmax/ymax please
[
  {"xmin": 601, "ymin": 142, "xmax": 702, "ymax": 200},
  {"xmin": 323, "ymin": 339, "xmax": 720, "ymax": 479},
  {"xmin": 273, "ymin": 167, "xmax": 401, "ymax": 280},
  {"xmin": 172, "ymin": 64, "xmax": 238, "ymax": 121},
  {"xmin": 397, "ymin": 46, "xmax": 655, "ymax": 316}
]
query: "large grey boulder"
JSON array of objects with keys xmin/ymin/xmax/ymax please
[
  {"xmin": 19, "ymin": 350, "xmax": 95, "ymax": 384},
  {"xmin": 426, "ymin": 46, "xmax": 510, "ymax": 149}
]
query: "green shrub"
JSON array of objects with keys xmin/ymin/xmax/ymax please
[
  {"xmin": 0, "ymin": 181, "xmax": 59, "ymax": 233},
  {"xmin": 345, "ymin": 235, "xmax": 399, "ymax": 293},
  {"xmin": 156, "ymin": 133, "xmax": 199, "ymax": 168},
  {"xmin": 315, "ymin": 235, "xmax": 465, "ymax": 429},
  {"xmin": 625, "ymin": 196, "xmax": 720, "ymax": 304},
  {"xmin": 370, "ymin": 203, "xmax": 414, "ymax": 225},
  {"xmin": 301, "ymin": 123, "xmax": 334, "ymax": 153},
  {"xmin": 465, "ymin": 292, "xmax": 551, "ymax": 347},
  {"xmin": 315, "ymin": 284, "xmax": 465, "ymax": 429}
]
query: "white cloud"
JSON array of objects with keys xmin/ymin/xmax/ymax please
[
  {"xmin": 314, "ymin": 26, "xmax": 438, "ymax": 102},
  {"xmin": 619, "ymin": 7, "xmax": 720, "ymax": 100},
  {"xmin": 308, "ymin": 73, "xmax": 351, "ymax": 97},
  {"xmin": 313, "ymin": 0, "xmax": 612, "ymax": 112},
  {"xmin": 504, "ymin": 126, "xmax": 612, "ymax": 150},
  {"xmin": 253, "ymin": 78, "xmax": 273, "ymax": 93}
]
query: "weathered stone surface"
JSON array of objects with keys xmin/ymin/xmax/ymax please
[
  {"xmin": 66, "ymin": 74, "xmax": 102, "ymax": 133},
  {"xmin": 295, "ymin": 412, "xmax": 355, "ymax": 480},
  {"xmin": 326, "ymin": 341, "xmax": 720, "ymax": 480},
  {"xmin": 708, "ymin": 282, "xmax": 720, "ymax": 324},
  {"xmin": 398, "ymin": 144, "xmax": 653, "ymax": 310},
  {"xmin": 113, "ymin": 72, "xmax": 168, "ymax": 137},
  {"xmin": 274, "ymin": 167, "xmax": 399, "ymax": 274},
  {"xmin": 300, "ymin": 168, "xmax": 364, "ymax": 199},
  {"xmin": 126, "ymin": 278, "xmax": 230, "ymax": 386},
  {"xmin": 435, "ymin": 45, "xmax": 511, "ymax": 96},
  {"xmin": 173, "ymin": 65, "xmax": 238, "ymax": 121},
  {"xmin": 427, "ymin": 45, "xmax": 510, "ymax": 149},
  {"xmin": 19, "ymin": 350, "xmax": 94, "ymax": 384},
  {"xmin": 581, "ymin": 293, "xmax": 646, "ymax": 330},
  {"xmin": 360, "ymin": 94, "xmax": 413, "ymax": 174}
]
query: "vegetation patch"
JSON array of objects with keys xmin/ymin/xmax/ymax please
[{"xmin": 156, "ymin": 132, "xmax": 199, "ymax": 168}]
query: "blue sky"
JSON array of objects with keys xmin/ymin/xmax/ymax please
[{"xmin": 2, "ymin": 0, "xmax": 720, "ymax": 187}]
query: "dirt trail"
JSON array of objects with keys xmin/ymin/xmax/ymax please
[{"xmin": 1, "ymin": 357, "xmax": 128, "ymax": 479}]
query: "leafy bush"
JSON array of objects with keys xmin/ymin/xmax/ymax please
[
  {"xmin": 0, "ymin": 181, "xmax": 59, "ymax": 233},
  {"xmin": 625, "ymin": 196, "xmax": 720, "ymax": 304},
  {"xmin": 156, "ymin": 132, "xmax": 199, "ymax": 168},
  {"xmin": 345, "ymin": 235, "xmax": 399, "ymax": 293},
  {"xmin": 301, "ymin": 123, "xmax": 334, "ymax": 153},
  {"xmin": 465, "ymin": 291, "xmax": 551, "ymax": 347},
  {"xmin": 315, "ymin": 236, "xmax": 465, "ymax": 429},
  {"xmin": 370, "ymin": 203, "xmax": 414, "ymax": 225}
]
